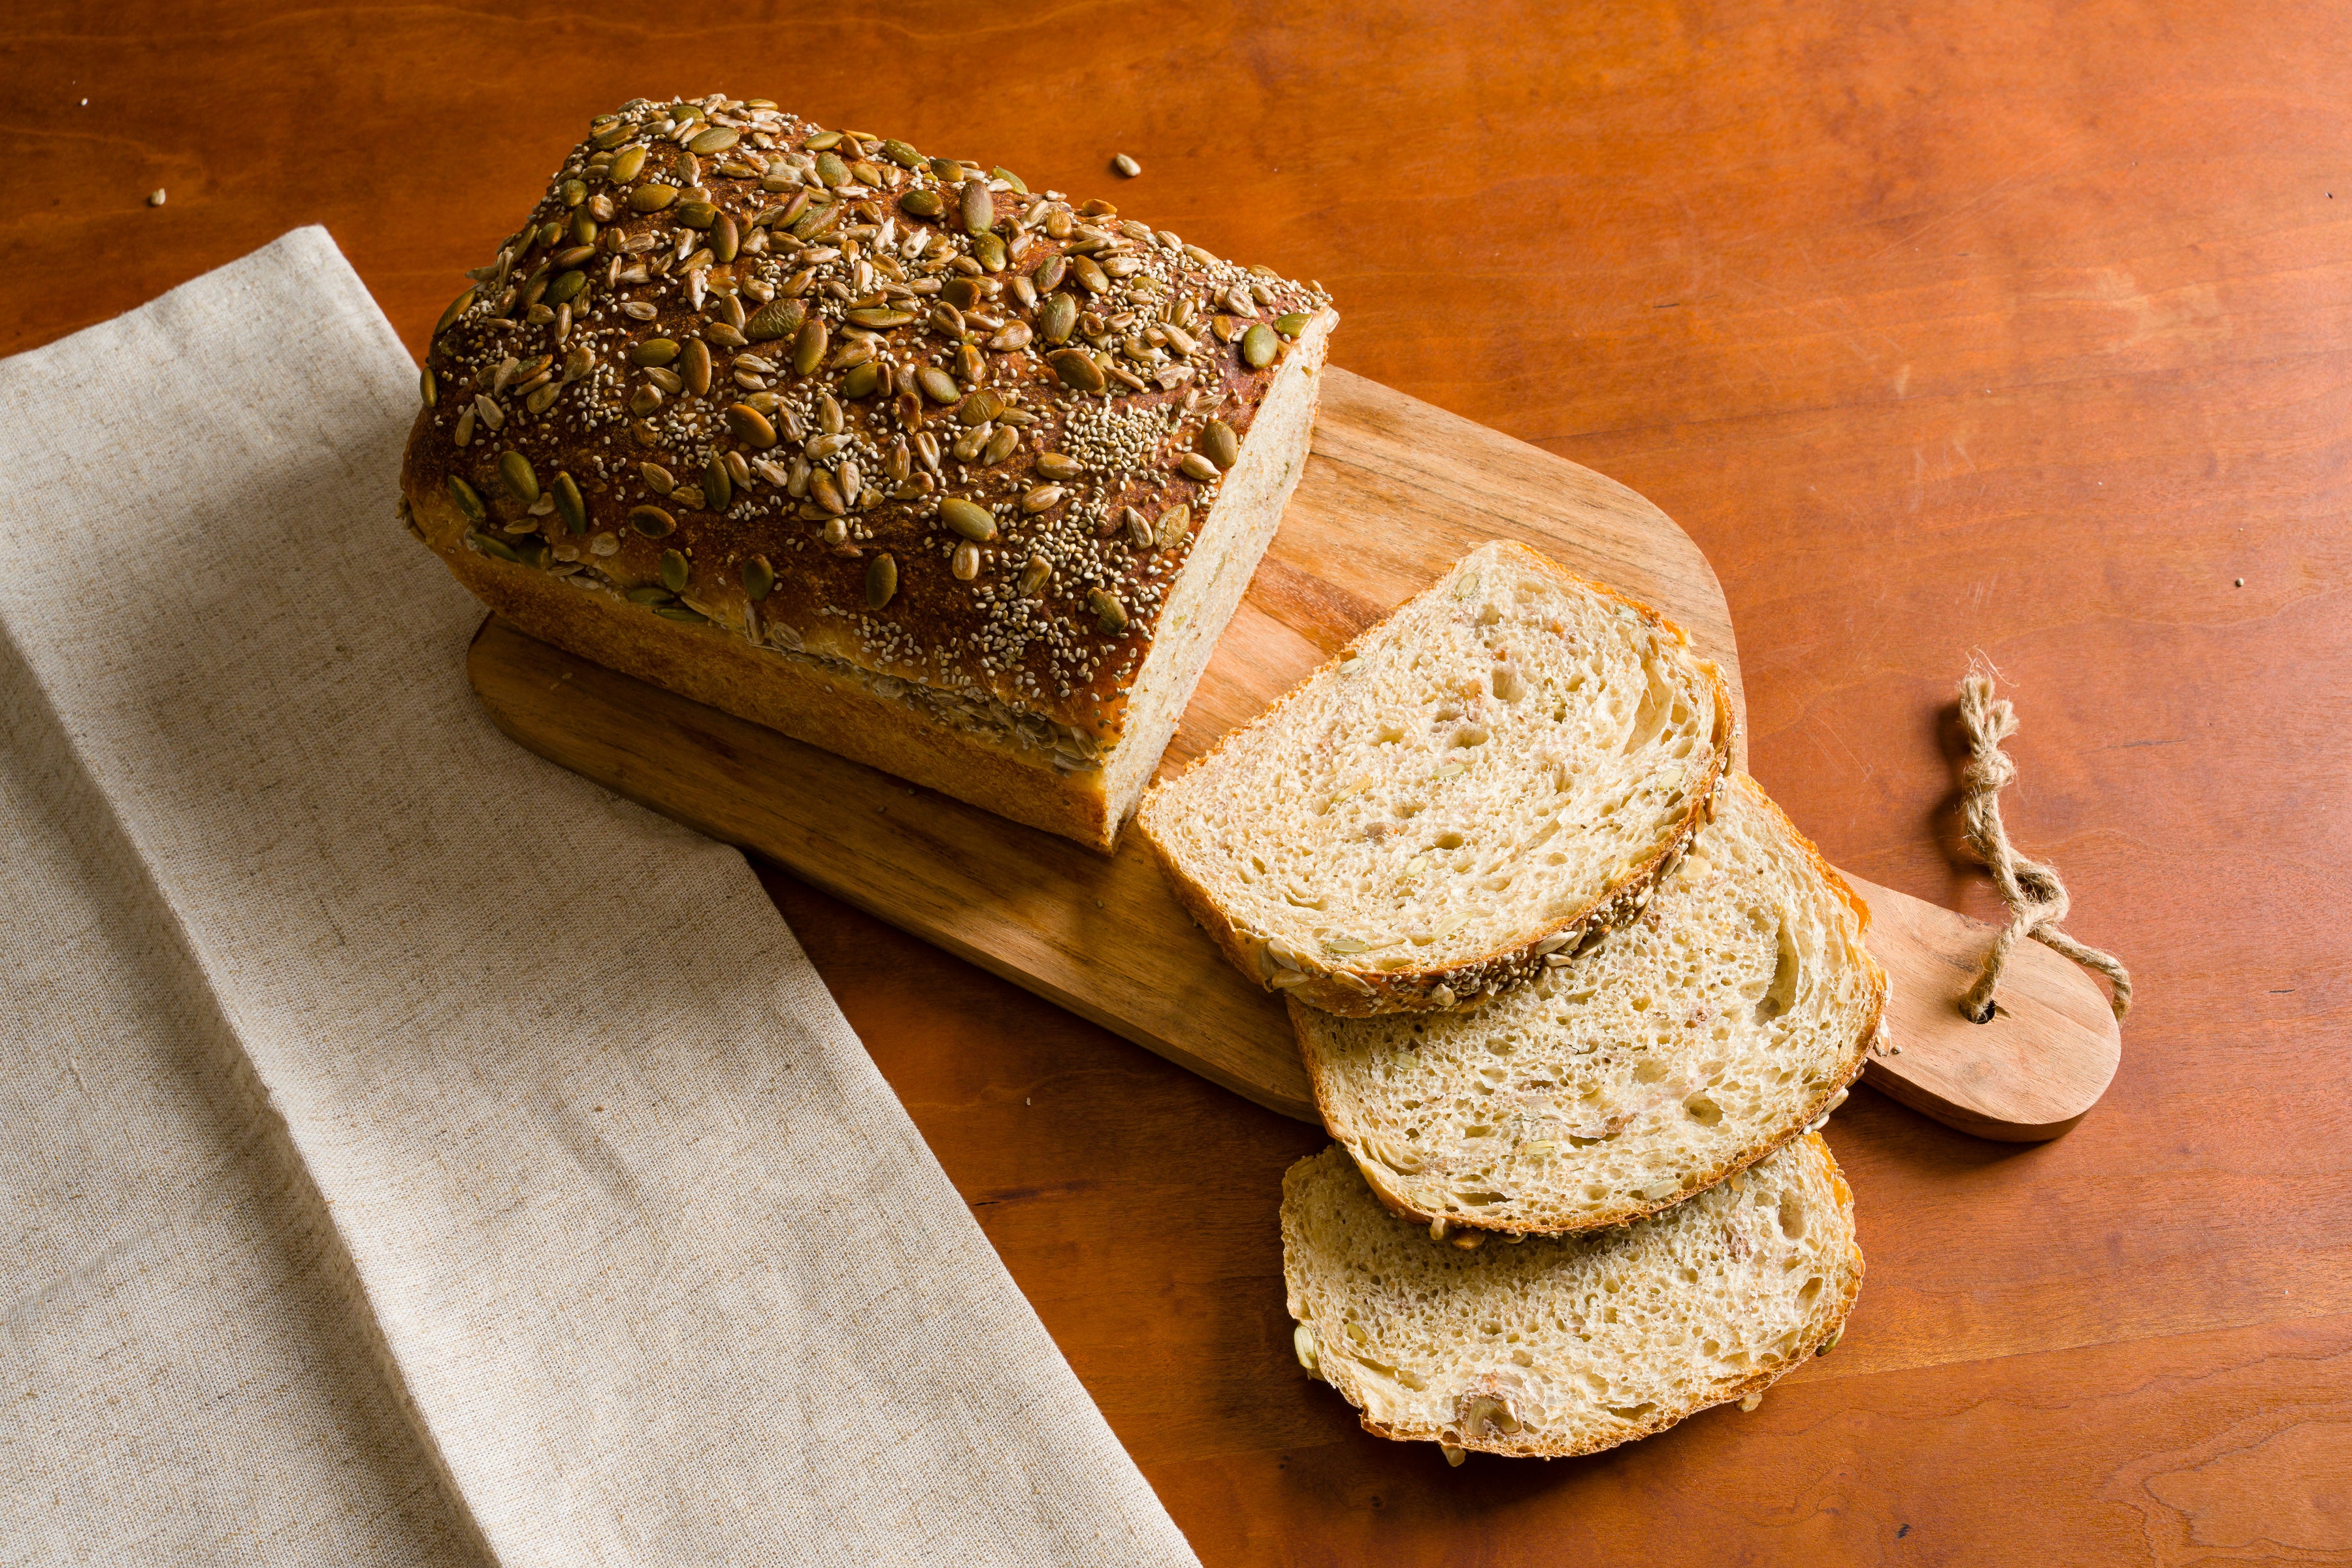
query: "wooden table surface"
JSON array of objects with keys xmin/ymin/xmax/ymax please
[{"xmin": 13, "ymin": 2, "xmax": 2347, "ymax": 1561}]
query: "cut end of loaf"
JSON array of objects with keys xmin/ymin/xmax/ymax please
[
  {"xmin": 1296, "ymin": 774, "xmax": 1888, "ymax": 1235},
  {"xmin": 1281, "ymin": 1134, "xmax": 1862, "ymax": 1461},
  {"xmin": 1141, "ymin": 539, "xmax": 1735, "ymax": 1013}
]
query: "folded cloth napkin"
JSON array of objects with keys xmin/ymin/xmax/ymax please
[{"xmin": 0, "ymin": 229, "xmax": 1198, "ymax": 1568}]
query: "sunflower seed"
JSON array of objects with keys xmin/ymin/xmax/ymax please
[
  {"xmin": 679, "ymin": 337, "xmax": 713, "ymax": 395},
  {"xmin": 453, "ymin": 404, "xmax": 476, "ymax": 446},
  {"xmin": 620, "ymin": 299, "xmax": 659, "ymax": 320},
  {"xmin": 1019, "ymin": 554, "xmax": 1052, "ymax": 595},
  {"xmin": 866, "ymin": 552, "xmax": 898, "ymax": 608},
  {"xmin": 809, "ymin": 469, "xmax": 847, "ymax": 515},
  {"xmin": 1071, "ymin": 255, "xmax": 1109, "ymax": 293},
  {"xmin": 1179, "ymin": 451, "xmax": 1219, "ymax": 482},
  {"xmin": 939, "ymin": 497, "xmax": 997, "ymax": 541},
  {"xmin": 1156, "ymin": 503, "xmax": 1190, "ymax": 548},
  {"xmin": 1020, "ymin": 483, "xmax": 1064, "ymax": 513},
  {"xmin": 988, "ymin": 320, "xmax": 1032, "ymax": 351},
  {"xmin": 983, "ymin": 425, "xmax": 1019, "ymax": 465},
  {"xmin": 645, "ymin": 367, "xmax": 683, "ymax": 394},
  {"xmin": 711, "ymin": 214, "xmax": 740, "ymax": 263},
  {"xmin": 629, "ymin": 505, "xmax": 676, "ymax": 537}
]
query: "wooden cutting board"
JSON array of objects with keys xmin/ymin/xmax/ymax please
[{"xmin": 468, "ymin": 367, "xmax": 2120, "ymax": 1141}]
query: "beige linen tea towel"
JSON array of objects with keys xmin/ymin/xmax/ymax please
[{"xmin": 0, "ymin": 227, "xmax": 1198, "ymax": 1568}]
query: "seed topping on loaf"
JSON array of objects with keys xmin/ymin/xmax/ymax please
[{"xmin": 407, "ymin": 92, "xmax": 1335, "ymax": 749}]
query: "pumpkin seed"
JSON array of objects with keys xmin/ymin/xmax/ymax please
[
  {"xmin": 448, "ymin": 475, "xmax": 485, "ymax": 523},
  {"xmin": 553, "ymin": 472, "xmax": 587, "ymax": 534},
  {"xmin": 704, "ymin": 454, "xmax": 732, "ymax": 510},
  {"xmin": 972, "ymin": 232, "xmax": 1006, "ymax": 272},
  {"xmin": 631, "ymin": 338, "xmax": 680, "ymax": 367},
  {"xmin": 419, "ymin": 367, "xmax": 438, "ymax": 408},
  {"xmin": 1274, "ymin": 312, "xmax": 1311, "ymax": 338},
  {"xmin": 1046, "ymin": 348, "xmax": 1104, "ymax": 392},
  {"xmin": 689, "ymin": 126, "xmax": 740, "ymax": 154},
  {"xmin": 710, "ymin": 214, "xmax": 739, "ymax": 263},
  {"xmin": 917, "ymin": 367, "xmax": 960, "ymax": 404},
  {"xmin": 659, "ymin": 548, "xmax": 690, "ymax": 591},
  {"xmin": 792, "ymin": 318, "xmax": 828, "ymax": 376},
  {"xmin": 592, "ymin": 123, "xmax": 630, "ymax": 150},
  {"xmin": 1070, "ymin": 255, "xmax": 1108, "ymax": 293},
  {"xmin": 881, "ymin": 138, "xmax": 923, "ymax": 168},
  {"xmin": 983, "ymin": 425, "xmax": 1019, "ymax": 465},
  {"xmin": 900, "ymin": 188, "xmax": 943, "ymax": 218},
  {"xmin": 1088, "ymin": 587, "xmax": 1128, "ymax": 633},
  {"xmin": 676, "ymin": 200, "xmax": 717, "ymax": 230},
  {"xmin": 940, "ymin": 498, "xmax": 998, "ymax": 541},
  {"xmin": 1156, "ymin": 503, "xmax": 1190, "ymax": 548},
  {"xmin": 960, "ymin": 178, "xmax": 993, "ymax": 237},
  {"xmin": 468, "ymin": 529, "xmax": 521, "ymax": 563},
  {"xmin": 1179, "ymin": 452, "xmax": 1220, "ymax": 482},
  {"xmin": 1201, "ymin": 419, "xmax": 1239, "ymax": 470},
  {"xmin": 1033, "ymin": 253, "xmax": 1068, "ymax": 293},
  {"xmin": 630, "ymin": 182, "xmax": 679, "ymax": 212},
  {"xmin": 608, "ymin": 144, "xmax": 649, "ymax": 182},
  {"xmin": 730, "ymin": 554, "xmax": 772, "ymax": 602},
  {"xmin": 629, "ymin": 504, "xmax": 676, "ymax": 537},
  {"xmin": 745, "ymin": 297, "xmax": 805, "ymax": 340},
  {"xmin": 841, "ymin": 362, "xmax": 881, "ymax": 399},
  {"xmin": 1241, "ymin": 323, "xmax": 1277, "ymax": 368},
  {"xmin": 866, "ymin": 552, "xmax": 898, "ymax": 609},
  {"xmin": 435, "ymin": 287, "xmax": 477, "ymax": 335},
  {"xmin": 928, "ymin": 155, "xmax": 962, "ymax": 182},
  {"xmin": 1038, "ymin": 292, "xmax": 1078, "ymax": 343},
  {"xmin": 1021, "ymin": 483, "xmax": 1064, "ymax": 513},
  {"xmin": 813, "ymin": 150, "xmax": 849, "ymax": 188},
  {"xmin": 541, "ymin": 270, "xmax": 581, "ymax": 307},
  {"xmin": 1019, "ymin": 554, "xmax": 1051, "ymax": 595},
  {"xmin": 653, "ymin": 604, "xmax": 710, "ymax": 623},
  {"xmin": 941, "ymin": 276, "xmax": 982, "ymax": 311},
  {"xmin": 681, "ymin": 337, "xmax": 712, "ymax": 395},
  {"xmin": 498, "ymin": 450, "xmax": 540, "ymax": 506},
  {"xmin": 726, "ymin": 403, "xmax": 778, "ymax": 448},
  {"xmin": 626, "ymin": 586, "xmax": 674, "ymax": 604},
  {"xmin": 806, "ymin": 129, "xmax": 843, "ymax": 150}
]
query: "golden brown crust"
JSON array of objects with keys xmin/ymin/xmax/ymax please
[
  {"xmin": 404, "ymin": 93, "xmax": 1334, "ymax": 846},
  {"xmin": 1294, "ymin": 776, "xmax": 1891, "ymax": 1237},
  {"xmin": 1139, "ymin": 540, "xmax": 1738, "ymax": 1015},
  {"xmin": 1337, "ymin": 1135, "xmax": 1865, "ymax": 1460}
]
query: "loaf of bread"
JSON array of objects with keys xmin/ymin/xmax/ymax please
[
  {"xmin": 1282, "ymin": 1135, "xmax": 1860, "ymax": 1462},
  {"xmin": 1137, "ymin": 540, "xmax": 1734, "ymax": 1015},
  {"xmin": 401, "ymin": 93, "xmax": 1337, "ymax": 852},
  {"xmin": 1294, "ymin": 774, "xmax": 1886, "ymax": 1235}
]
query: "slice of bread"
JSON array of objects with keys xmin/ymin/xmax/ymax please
[
  {"xmin": 1139, "ymin": 540, "xmax": 1735, "ymax": 1017},
  {"xmin": 1294, "ymin": 774, "xmax": 1886, "ymax": 1234},
  {"xmin": 1282, "ymin": 1135, "xmax": 1861, "ymax": 1461}
]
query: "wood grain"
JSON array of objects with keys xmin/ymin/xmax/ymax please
[
  {"xmin": 11, "ymin": 0, "xmax": 2350, "ymax": 1561},
  {"xmin": 469, "ymin": 367, "xmax": 2122, "ymax": 1137}
]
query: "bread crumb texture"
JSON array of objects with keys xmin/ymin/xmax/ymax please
[
  {"xmin": 1281, "ymin": 1135, "xmax": 1861, "ymax": 1460},
  {"xmin": 1298, "ymin": 774, "xmax": 1886, "ymax": 1233}
]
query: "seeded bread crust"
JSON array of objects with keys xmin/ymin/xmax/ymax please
[
  {"xmin": 401, "ymin": 91, "xmax": 1335, "ymax": 851},
  {"xmin": 1282, "ymin": 1135, "xmax": 1863, "ymax": 1460},
  {"xmin": 1139, "ymin": 542, "xmax": 1737, "ymax": 1015},
  {"xmin": 1296, "ymin": 774, "xmax": 1888, "ymax": 1236}
]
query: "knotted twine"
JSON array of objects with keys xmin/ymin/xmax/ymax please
[{"xmin": 1956, "ymin": 675, "xmax": 2132, "ymax": 1024}]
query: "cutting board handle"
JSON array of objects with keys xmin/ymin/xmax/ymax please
[{"xmin": 1837, "ymin": 874, "xmax": 2121, "ymax": 1139}]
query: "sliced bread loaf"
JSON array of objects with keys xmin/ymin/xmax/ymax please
[
  {"xmin": 1139, "ymin": 540, "xmax": 1735, "ymax": 1017},
  {"xmin": 1282, "ymin": 1135, "xmax": 1861, "ymax": 1462},
  {"xmin": 1295, "ymin": 774, "xmax": 1886, "ymax": 1234}
]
